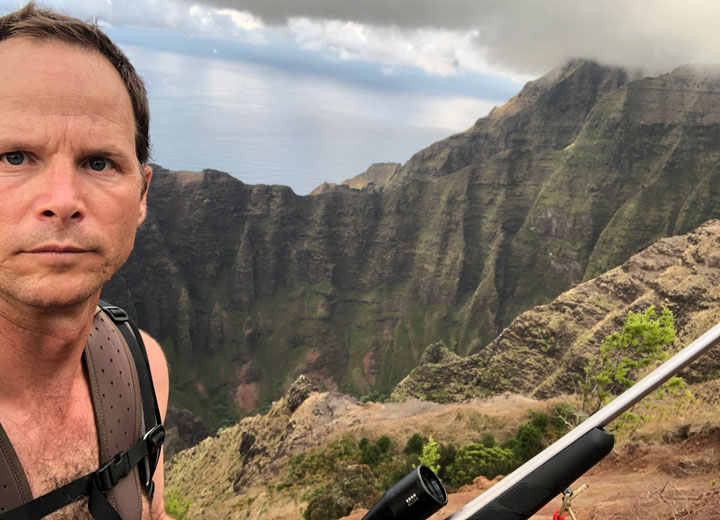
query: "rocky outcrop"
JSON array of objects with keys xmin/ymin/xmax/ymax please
[
  {"xmin": 392, "ymin": 220, "xmax": 720, "ymax": 402},
  {"xmin": 164, "ymin": 406, "xmax": 211, "ymax": 460},
  {"xmin": 165, "ymin": 375, "xmax": 363, "ymax": 517},
  {"xmin": 103, "ymin": 60, "xmax": 720, "ymax": 425},
  {"xmin": 309, "ymin": 162, "xmax": 400, "ymax": 194}
]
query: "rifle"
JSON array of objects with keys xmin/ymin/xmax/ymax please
[{"xmin": 363, "ymin": 321, "xmax": 720, "ymax": 520}]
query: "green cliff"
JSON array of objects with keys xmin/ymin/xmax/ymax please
[
  {"xmin": 392, "ymin": 220, "xmax": 720, "ymax": 402},
  {"xmin": 102, "ymin": 60, "xmax": 720, "ymax": 426}
]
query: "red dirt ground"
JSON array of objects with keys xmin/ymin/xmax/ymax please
[{"xmin": 343, "ymin": 428, "xmax": 720, "ymax": 520}]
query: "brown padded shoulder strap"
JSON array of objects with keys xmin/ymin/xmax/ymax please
[
  {"xmin": 0, "ymin": 311, "xmax": 147, "ymax": 519},
  {"xmin": 0, "ymin": 424, "xmax": 32, "ymax": 515},
  {"xmin": 84, "ymin": 309, "xmax": 144, "ymax": 520}
]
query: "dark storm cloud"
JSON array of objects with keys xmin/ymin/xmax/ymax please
[{"xmin": 197, "ymin": 0, "xmax": 720, "ymax": 75}]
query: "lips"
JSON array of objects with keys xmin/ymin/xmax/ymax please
[{"xmin": 25, "ymin": 244, "xmax": 91, "ymax": 254}]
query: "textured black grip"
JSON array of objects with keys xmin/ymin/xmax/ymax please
[{"xmin": 468, "ymin": 428, "xmax": 614, "ymax": 520}]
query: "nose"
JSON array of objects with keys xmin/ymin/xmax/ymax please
[{"xmin": 35, "ymin": 159, "xmax": 86, "ymax": 223}]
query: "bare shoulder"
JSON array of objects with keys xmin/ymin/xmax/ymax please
[{"xmin": 139, "ymin": 331, "xmax": 166, "ymax": 367}]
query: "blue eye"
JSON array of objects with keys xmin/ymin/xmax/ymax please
[
  {"xmin": 88, "ymin": 157, "xmax": 108, "ymax": 171},
  {"xmin": 4, "ymin": 152, "xmax": 24, "ymax": 165}
]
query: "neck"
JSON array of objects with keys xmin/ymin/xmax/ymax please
[{"xmin": 0, "ymin": 292, "xmax": 100, "ymax": 403}]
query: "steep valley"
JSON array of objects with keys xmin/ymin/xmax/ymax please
[
  {"xmin": 103, "ymin": 59, "xmax": 720, "ymax": 427},
  {"xmin": 165, "ymin": 220, "xmax": 720, "ymax": 519}
]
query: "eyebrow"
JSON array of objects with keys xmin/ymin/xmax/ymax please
[
  {"xmin": 0, "ymin": 141, "xmax": 130, "ymax": 160},
  {"xmin": 0, "ymin": 141, "xmax": 32, "ymax": 151},
  {"xmin": 83, "ymin": 148, "xmax": 129, "ymax": 159}
]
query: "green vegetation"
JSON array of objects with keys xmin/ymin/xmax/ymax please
[
  {"xmin": 360, "ymin": 391, "xmax": 389, "ymax": 403},
  {"xmin": 579, "ymin": 306, "xmax": 676, "ymax": 418},
  {"xmin": 165, "ymin": 487, "xmax": 193, "ymax": 520},
  {"xmin": 445, "ymin": 444, "xmax": 514, "ymax": 488},
  {"xmin": 419, "ymin": 436, "xmax": 441, "ymax": 474},
  {"xmin": 405, "ymin": 433, "xmax": 425, "ymax": 455},
  {"xmin": 112, "ymin": 62, "xmax": 720, "ymax": 430},
  {"xmin": 288, "ymin": 407, "xmax": 572, "ymax": 520}
]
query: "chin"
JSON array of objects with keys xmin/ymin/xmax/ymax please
[
  {"xmin": 14, "ymin": 277, "xmax": 106, "ymax": 310},
  {"xmin": 25, "ymin": 289, "xmax": 100, "ymax": 309}
]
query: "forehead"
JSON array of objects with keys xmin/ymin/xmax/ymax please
[{"xmin": 0, "ymin": 37, "xmax": 134, "ymax": 139}]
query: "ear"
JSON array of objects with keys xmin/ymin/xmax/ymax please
[{"xmin": 137, "ymin": 164, "xmax": 152, "ymax": 226}]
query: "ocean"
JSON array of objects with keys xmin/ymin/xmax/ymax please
[{"xmin": 123, "ymin": 44, "xmax": 506, "ymax": 195}]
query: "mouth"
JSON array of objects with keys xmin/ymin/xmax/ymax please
[{"xmin": 25, "ymin": 245, "xmax": 92, "ymax": 254}]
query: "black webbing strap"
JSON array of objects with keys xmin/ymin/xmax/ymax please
[
  {"xmin": 0, "ymin": 426, "xmax": 165, "ymax": 520},
  {"xmin": 97, "ymin": 300, "xmax": 164, "ymax": 493}
]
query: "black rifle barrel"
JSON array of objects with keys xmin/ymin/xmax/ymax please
[{"xmin": 442, "ymin": 320, "xmax": 720, "ymax": 520}]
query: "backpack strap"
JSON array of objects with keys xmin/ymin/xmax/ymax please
[
  {"xmin": 96, "ymin": 301, "xmax": 163, "ymax": 494},
  {"xmin": 0, "ymin": 426, "xmax": 32, "ymax": 515},
  {"xmin": 0, "ymin": 427, "xmax": 164, "ymax": 520},
  {"xmin": 85, "ymin": 305, "xmax": 145, "ymax": 519},
  {"xmin": 0, "ymin": 303, "xmax": 165, "ymax": 519}
]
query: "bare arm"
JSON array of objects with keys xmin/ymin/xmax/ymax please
[{"xmin": 140, "ymin": 331, "xmax": 172, "ymax": 520}]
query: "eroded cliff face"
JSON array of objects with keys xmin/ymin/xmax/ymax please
[
  {"xmin": 392, "ymin": 220, "xmax": 720, "ymax": 402},
  {"xmin": 103, "ymin": 60, "xmax": 720, "ymax": 425}
]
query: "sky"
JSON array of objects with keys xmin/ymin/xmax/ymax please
[{"xmin": 1, "ymin": 0, "xmax": 719, "ymax": 193}]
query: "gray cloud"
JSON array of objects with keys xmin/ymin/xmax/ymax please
[
  {"xmin": 189, "ymin": 0, "xmax": 499, "ymax": 30},
  {"xmin": 6, "ymin": 0, "xmax": 715, "ymax": 78},
  {"xmin": 197, "ymin": 0, "xmax": 720, "ymax": 75}
]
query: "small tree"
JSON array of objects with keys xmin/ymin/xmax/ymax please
[
  {"xmin": 360, "ymin": 444, "xmax": 381, "ymax": 467},
  {"xmin": 377, "ymin": 435, "xmax": 391, "ymax": 453},
  {"xmin": 580, "ymin": 306, "xmax": 675, "ymax": 417},
  {"xmin": 510, "ymin": 423, "xmax": 545, "ymax": 462},
  {"xmin": 405, "ymin": 433, "xmax": 425, "ymax": 455},
  {"xmin": 418, "ymin": 436, "xmax": 441, "ymax": 474}
]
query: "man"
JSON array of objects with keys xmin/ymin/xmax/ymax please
[{"xmin": 0, "ymin": 3, "xmax": 170, "ymax": 519}]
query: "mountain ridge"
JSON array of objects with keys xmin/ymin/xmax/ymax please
[
  {"xmin": 392, "ymin": 219, "xmax": 720, "ymax": 402},
  {"xmin": 102, "ymin": 59, "xmax": 720, "ymax": 425},
  {"xmin": 165, "ymin": 218, "xmax": 720, "ymax": 519}
]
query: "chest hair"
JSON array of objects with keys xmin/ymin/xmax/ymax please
[{"xmin": 2, "ymin": 395, "xmax": 152, "ymax": 519}]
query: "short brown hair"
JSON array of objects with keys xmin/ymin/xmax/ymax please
[{"xmin": 0, "ymin": 2, "xmax": 151, "ymax": 187}]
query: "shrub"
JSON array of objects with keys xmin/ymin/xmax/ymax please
[
  {"xmin": 478, "ymin": 433, "xmax": 496, "ymax": 448},
  {"xmin": 580, "ymin": 306, "xmax": 675, "ymax": 417},
  {"xmin": 289, "ymin": 436, "xmax": 359, "ymax": 482},
  {"xmin": 377, "ymin": 435, "xmax": 391, "ymax": 453},
  {"xmin": 529, "ymin": 411, "xmax": 549, "ymax": 431},
  {"xmin": 445, "ymin": 444, "xmax": 515, "ymax": 487},
  {"xmin": 360, "ymin": 391, "xmax": 388, "ymax": 403},
  {"xmin": 360, "ymin": 444, "xmax": 381, "ymax": 467},
  {"xmin": 165, "ymin": 488, "xmax": 193, "ymax": 520},
  {"xmin": 510, "ymin": 423, "xmax": 545, "ymax": 462},
  {"xmin": 303, "ymin": 465, "xmax": 380, "ymax": 520},
  {"xmin": 418, "ymin": 436, "xmax": 441, "ymax": 474},
  {"xmin": 550, "ymin": 403, "xmax": 577, "ymax": 436},
  {"xmin": 405, "ymin": 433, "xmax": 425, "ymax": 455},
  {"xmin": 437, "ymin": 442, "xmax": 457, "ymax": 481},
  {"xmin": 303, "ymin": 493, "xmax": 350, "ymax": 520}
]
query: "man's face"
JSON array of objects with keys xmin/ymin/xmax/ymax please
[{"xmin": 0, "ymin": 38, "xmax": 151, "ymax": 310}]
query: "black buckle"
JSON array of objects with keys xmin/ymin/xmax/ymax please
[
  {"xmin": 103, "ymin": 305, "xmax": 129, "ymax": 322},
  {"xmin": 140, "ymin": 425, "xmax": 166, "ymax": 488},
  {"xmin": 95, "ymin": 452, "xmax": 132, "ymax": 493},
  {"xmin": 144, "ymin": 424, "xmax": 166, "ymax": 451}
]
